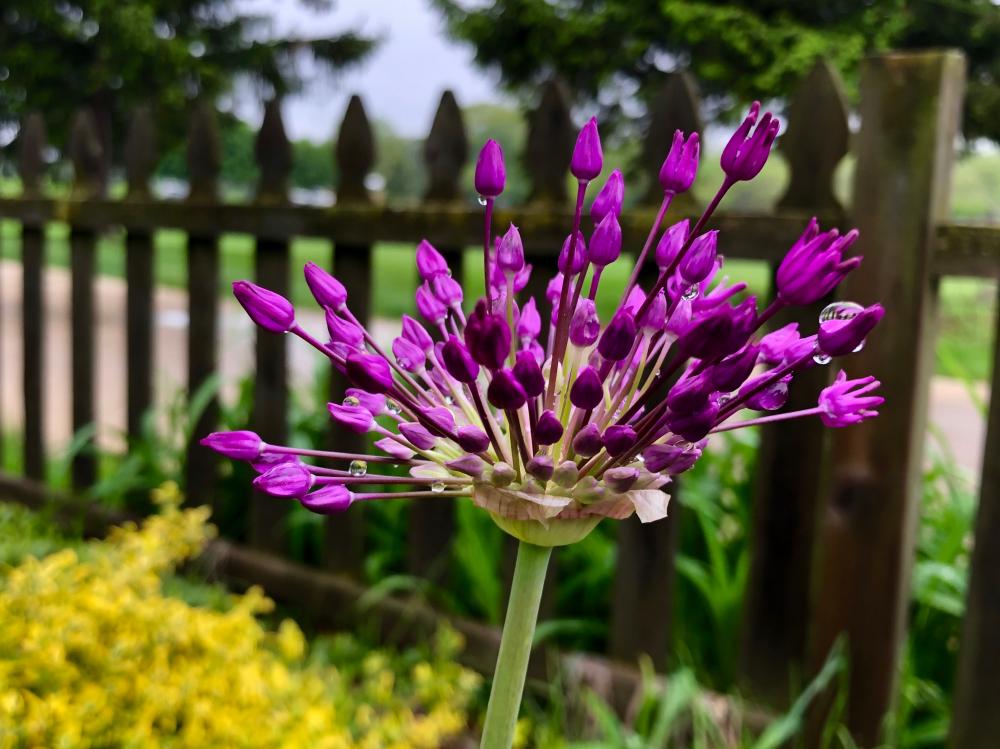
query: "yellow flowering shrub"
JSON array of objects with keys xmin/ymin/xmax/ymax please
[{"xmin": 0, "ymin": 484, "xmax": 481, "ymax": 748}]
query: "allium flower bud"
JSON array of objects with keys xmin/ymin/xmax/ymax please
[
  {"xmin": 604, "ymin": 466, "xmax": 639, "ymax": 493},
  {"xmin": 598, "ymin": 309, "xmax": 636, "ymax": 361},
  {"xmin": 759, "ymin": 323, "xmax": 800, "ymax": 365},
  {"xmin": 424, "ymin": 406, "xmax": 456, "ymax": 434},
  {"xmin": 443, "ymin": 454, "xmax": 484, "ymax": 478},
  {"xmin": 416, "ymin": 282, "xmax": 447, "ymax": 324},
  {"xmin": 399, "ymin": 422, "xmax": 437, "ymax": 450},
  {"xmin": 679, "ymin": 231, "xmax": 719, "ymax": 284},
  {"xmin": 710, "ymin": 343, "xmax": 759, "ymax": 392},
  {"xmin": 233, "ymin": 281, "xmax": 295, "ymax": 333},
  {"xmin": 590, "ymin": 169, "xmax": 624, "ymax": 222},
  {"xmin": 819, "ymin": 371, "xmax": 884, "ymax": 427},
  {"xmin": 817, "ymin": 304, "xmax": 884, "ymax": 357},
  {"xmin": 327, "ymin": 402, "xmax": 374, "ymax": 434},
  {"xmin": 301, "ymin": 485, "xmax": 353, "ymax": 515},
  {"xmin": 490, "ymin": 462, "xmax": 516, "ymax": 487},
  {"xmin": 375, "ymin": 437, "xmax": 415, "ymax": 460},
  {"xmin": 776, "ymin": 220, "xmax": 862, "ymax": 305},
  {"xmin": 456, "ymin": 425, "xmax": 491, "ymax": 453},
  {"xmin": 393, "ymin": 336, "xmax": 426, "ymax": 371},
  {"xmin": 517, "ymin": 297, "xmax": 541, "ymax": 341},
  {"xmin": 513, "ymin": 350, "xmax": 545, "ymax": 397},
  {"xmin": 644, "ymin": 290, "xmax": 668, "ymax": 331},
  {"xmin": 497, "ymin": 224, "xmax": 525, "ymax": 275},
  {"xmin": 572, "ymin": 423, "xmax": 603, "ymax": 457},
  {"xmin": 254, "ymin": 461, "xmax": 314, "ymax": 498},
  {"xmin": 643, "ymin": 443, "xmax": 700, "ymax": 474},
  {"xmin": 559, "ymin": 232, "xmax": 588, "ymax": 275},
  {"xmin": 569, "ymin": 366, "xmax": 604, "ymax": 409},
  {"xmin": 535, "ymin": 410, "xmax": 564, "ymax": 445},
  {"xmin": 526, "ymin": 455, "xmax": 554, "ymax": 482},
  {"xmin": 588, "ymin": 212, "xmax": 622, "ymax": 267},
  {"xmin": 345, "ymin": 388, "xmax": 385, "ymax": 416},
  {"xmin": 571, "ymin": 117, "xmax": 603, "ymax": 182},
  {"xmin": 200, "ymin": 430, "xmax": 263, "ymax": 461},
  {"xmin": 326, "ymin": 309, "xmax": 364, "ymax": 348},
  {"xmin": 345, "ymin": 352, "xmax": 394, "ymax": 394},
  {"xmin": 655, "ymin": 220, "xmax": 689, "ymax": 270},
  {"xmin": 603, "ymin": 425, "xmax": 636, "ymax": 457},
  {"xmin": 659, "ymin": 130, "xmax": 700, "ymax": 194},
  {"xmin": 677, "ymin": 308, "xmax": 735, "ymax": 361},
  {"xmin": 488, "ymin": 368, "xmax": 528, "ymax": 410},
  {"xmin": 401, "ymin": 315, "xmax": 434, "ymax": 350},
  {"xmin": 552, "ymin": 460, "xmax": 579, "ymax": 487},
  {"xmin": 465, "ymin": 301, "xmax": 511, "ymax": 370},
  {"xmin": 441, "ymin": 335, "xmax": 480, "ymax": 383},
  {"xmin": 721, "ymin": 102, "xmax": 780, "ymax": 182},
  {"xmin": 667, "ymin": 371, "xmax": 715, "ymax": 412},
  {"xmin": 431, "ymin": 274, "xmax": 464, "ymax": 309},
  {"xmin": 475, "ymin": 139, "xmax": 505, "ymax": 198},
  {"xmin": 665, "ymin": 401, "xmax": 718, "ymax": 442},
  {"xmin": 569, "ymin": 299, "xmax": 601, "ymax": 347},
  {"xmin": 742, "ymin": 374, "xmax": 791, "ymax": 411},
  {"xmin": 416, "ymin": 239, "xmax": 450, "ymax": 280},
  {"xmin": 304, "ymin": 262, "xmax": 348, "ymax": 311}
]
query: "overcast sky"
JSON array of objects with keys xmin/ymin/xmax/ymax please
[{"xmin": 233, "ymin": 0, "xmax": 504, "ymax": 142}]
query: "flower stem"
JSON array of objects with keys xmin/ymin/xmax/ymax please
[{"xmin": 481, "ymin": 541, "xmax": 552, "ymax": 749}]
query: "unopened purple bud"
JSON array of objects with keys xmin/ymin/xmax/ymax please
[
  {"xmin": 402, "ymin": 314, "xmax": 434, "ymax": 350},
  {"xmin": 547, "ymin": 273, "xmax": 565, "ymax": 304},
  {"xmin": 677, "ymin": 309, "xmax": 735, "ymax": 361},
  {"xmin": 603, "ymin": 425, "xmax": 636, "ymax": 457},
  {"xmin": 572, "ymin": 423, "xmax": 603, "ymax": 457},
  {"xmin": 233, "ymin": 280, "xmax": 295, "ymax": 333},
  {"xmin": 326, "ymin": 309, "xmax": 364, "ymax": 348},
  {"xmin": 570, "ymin": 299, "xmax": 601, "ymax": 347},
  {"xmin": 475, "ymin": 139, "xmax": 506, "ymax": 198},
  {"xmin": 497, "ymin": 224, "xmax": 525, "ymax": 275},
  {"xmin": 776, "ymin": 221, "xmax": 862, "ymax": 305},
  {"xmin": 743, "ymin": 374, "xmax": 791, "ymax": 411},
  {"xmin": 345, "ymin": 388, "xmax": 386, "ymax": 416},
  {"xmin": 655, "ymin": 220, "xmax": 689, "ymax": 270},
  {"xmin": 456, "ymin": 425, "xmax": 491, "ymax": 453},
  {"xmin": 590, "ymin": 169, "xmax": 624, "ymax": 222},
  {"xmin": 393, "ymin": 336, "xmax": 427, "ymax": 372},
  {"xmin": 819, "ymin": 370, "xmax": 884, "ymax": 428},
  {"xmin": 553, "ymin": 460, "xmax": 579, "ymax": 487},
  {"xmin": 588, "ymin": 212, "xmax": 622, "ymax": 268},
  {"xmin": 487, "ymin": 368, "xmax": 528, "ymax": 410},
  {"xmin": 416, "ymin": 282, "xmax": 448, "ymax": 324},
  {"xmin": 605, "ymin": 466, "xmax": 639, "ymax": 493},
  {"xmin": 465, "ymin": 301, "xmax": 511, "ymax": 370},
  {"xmin": 679, "ymin": 231, "xmax": 718, "ymax": 284},
  {"xmin": 446, "ymin": 454, "xmax": 487, "ymax": 477},
  {"xmin": 571, "ymin": 117, "xmax": 603, "ymax": 182},
  {"xmin": 695, "ymin": 279, "xmax": 747, "ymax": 313},
  {"xmin": 666, "ymin": 372, "xmax": 714, "ymax": 412},
  {"xmin": 665, "ymin": 402, "xmax": 718, "ymax": 442},
  {"xmin": 327, "ymin": 402, "xmax": 374, "ymax": 434},
  {"xmin": 644, "ymin": 290, "xmax": 668, "ymax": 331},
  {"xmin": 490, "ymin": 462, "xmax": 516, "ymax": 487},
  {"xmin": 441, "ymin": 335, "xmax": 480, "ymax": 383},
  {"xmin": 569, "ymin": 366, "xmax": 604, "ymax": 409},
  {"xmin": 721, "ymin": 102, "xmax": 780, "ymax": 182},
  {"xmin": 728, "ymin": 296, "xmax": 758, "ymax": 351},
  {"xmin": 558, "ymin": 232, "xmax": 588, "ymax": 275},
  {"xmin": 526, "ymin": 455, "xmax": 554, "ymax": 482},
  {"xmin": 517, "ymin": 297, "xmax": 541, "ymax": 341},
  {"xmin": 304, "ymin": 262, "xmax": 347, "ymax": 311},
  {"xmin": 598, "ymin": 309, "xmax": 636, "ymax": 361},
  {"xmin": 659, "ymin": 130, "xmax": 700, "ymax": 194},
  {"xmin": 416, "ymin": 239, "xmax": 450, "ymax": 280},
  {"xmin": 376, "ymin": 437, "xmax": 415, "ymax": 460},
  {"xmin": 711, "ymin": 343, "xmax": 759, "ymax": 392},
  {"xmin": 200, "ymin": 430, "xmax": 263, "ymax": 461},
  {"xmin": 431, "ymin": 274, "xmax": 463, "ymax": 309},
  {"xmin": 513, "ymin": 350, "xmax": 545, "ymax": 397},
  {"xmin": 345, "ymin": 352, "xmax": 394, "ymax": 394},
  {"xmin": 399, "ymin": 421, "xmax": 437, "ymax": 450},
  {"xmin": 535, "ymin": 410, "xmax": 564, "ymax": 445},
  {"xmin": 423, "ymin": 406, "xmax": 456, "ymax": 434},
  {"xmin": 301, "ymin": 485, "xmax": 353, "ymax": 515},
  {"xmin": 759, "ymin": 323, "xmax": 800, "ymax": 365},
  {"xmin": 643, "ymin": 443, "xmax": 700, "ymax": 474},
  {"xmin": 254, "ymin": 461, "xmax": 314, "ymax": 498},
  {"xmin": 817, "ymin": 304, "xmax": 884, "ymax": 357}
]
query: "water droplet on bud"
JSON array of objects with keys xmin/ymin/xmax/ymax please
[
  {"xmin": 819, "ymin": 301, "xmax": 863, "ymax": 324},
  {"xmin": 343, "ymin": 395, "xmax": 360, "ymax": 407},
  {"xmin": 349, "ymin": 460, "xmax": 368, "ymax": 477},
  {"xmin": 477, "ymin": 196, "xmax": 488, "ymax": 206},
  {"xmin": 813, "ymin": 352, "xmax": 832, "ymax": 365},
  {"xmin": 431, "ymin": 481, "xmax": 446, "ymax": 493},
  {"xmin": 443, "ymin": 396, "xmax": 454, "ymax": 405},
  {"xmin": 682, "ymin": 285, "xmax": 699, "ymax": 301},
  {"xmin": 385, "ymin": 401, "xmax": 402, "ymax": 416}
]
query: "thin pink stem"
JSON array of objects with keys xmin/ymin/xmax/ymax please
[
  {"xmin": 712, "ymin": 407, "xmax": 822, "ymax": 433},
  {"xmin": 620, "ymin": 191, "xmax": 673, "ymax": 303},
  {"xmin": 484, "ymin": 197, "xmax": 495, "ymax": 312},
  {"xmin": 266, "ymin": 445, "xmax": 406, "ymax": 464}
]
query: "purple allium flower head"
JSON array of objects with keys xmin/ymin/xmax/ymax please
[
  {"xmin": 416, "ymin": 239, "xmax": 450, "ymax": 280},
  {"xmin": 721, "ymin": 102, "xmax": 780, "ymax": 182},
  {"xmin": 497, "ymin": 224, "xmax": 525, "ymax": 275},
  {"xmin": 456, "ymin": 425, "xmax": 491, "ymax": 453},
  {"xmin": 301, "ymin": 485, "xmax": 353, "ymax": 515},
  {"xmin": 817, "ymin": 304, "xmax": 885, "ymax": 357},
  {"xmin": 327, "ymin": 402, "xmax": 374, "ymax": 434},
  {"xmin": 254, "ymin": 461, "xmax": 314, "ymax": 498},
  {"xmin": 559, "ymin": 232, "xmax": 588, "ymax": 275},
  {"xmin": 517, "ymin": 297, "xmax": 541, "ymax": 341},
  {"xmin": 569, "ymin": 299, "xmax": 601, "ymax": 347},
  {"xmin": 819, "ymin": 371, "xmax": 884, "ymax": 427},
  {"xmin": 588, "ymin": 212, "xmax": 623, "ymax": 267},
  {"xmin": 326, "ymin": 309, "xmax": 364, "ymax": 348},
  {"xmin": 345, "ymin": 388, "xmax": 385, "ymax": 416},
  {"xmin": 399, "ymin": 422, "xmax": 437, "ymax": 450},
  {"xmin": 393, "ymin": 336, "xmax": 427, "ymax": 372},
  {"xmin": 598, "ymin": 309, "xmax": 636, "ymax": 361},
  {"xmin": 570, "ymin": 117, "xmax": 603, "ymax": 182},
  {"xmin": 441, "ymin": 335, "xmax": 480, "ymax": 383},
  {"xmin": 345, "ymin": 352, "xmax": 394, "ymax": 394},
  {"xmin": 200, "ymin": 430, "xmax": 263, "ymax": 461},
  {"xmin": 680, "ymin": 231, "xmax": 719, "ymax": 284},
  {"xmin": 475, "ymin": 139, "xmax": 505, "ymax": 198},
  {"xmin": 572, "ymin": 423, "xmax": 604, "ymax": 457},
  {"xmin": 233, "ymin": 280, "xmax": 295, "ymax": 334},
  {"xmin": 656, "ymin": 220, "xmax": 689, "ymax": 271},
  {"xmin": 569, "ymin": 366, "xmax": 604, "ymax": 409},
  {"xmin": 513, "ymin": 350, "xmax": 545, "ymax": 397},
  {"xmin": 776, "ymin": 220, "xmax": 863, "ymax": 305},
  {"xmin": 304, "ymin": 262, "xmax": 347, "ymax": 311},
  {"xmin": 488, "ymin": 368, "xmax": 528, "ymax": 410},
  {"xmin": 465, "ymin": 301, "xmax": 512, "ymax": 370},
  {"xmin": 401, "ymin": 314, "xmax": 434, "ymax": 350},
  {"xmin": 415, "ymin": 282, "xmax": 447, "ymax": 324},
  {"xmin": 603, "ymin": 425, "xmax": 637, "ymax": 457},
  {"xmin": 591, "ymin": 169, "xmax": 624, "ymax": 222},
  {"xmin": 535, "ymin": 410, "xmax": 564, "ymax": 445},
  {"xmin": 659, "ymin": 130, "xmax": 700, "ymax": 194},
  {"xmin": 431, "ymin": 274, "xmax": 464, "ymax": 309}
]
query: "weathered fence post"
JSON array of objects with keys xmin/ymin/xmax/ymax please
[
  {"xmin": 68, "ymin": 108, "xmax": 103, "ymax": 490},
  {"xmin": 407, "ymin": 90, "xmax": 468, "ymax": 579},
  {"xmin": 950, "ymin": 285, "xmax": 1000, "ymax": 748},
  {"xmin": 325, "ymin": 95, "xmax": 374, "ymax": 575},
  {"xmin": 123, "ymin": 106, "xmax": 157, "ymax": 443},
  {"xmin": 17, "ymin": 113, "xmax": 47, "ymax": 481},
  {"xmin": 183, "ymin": 102, "xmax": 222, "ymax": 509},
  {"xmin": 807, "ymin": 51, "xmax": 965, "ymax": 746},
  {"xmin": 249, "ymin": 99, "xmax": 293, "ymax": 553},
  {"xmin": 740, "ymin": 59, "xmax": 849, "ymax": 705}
]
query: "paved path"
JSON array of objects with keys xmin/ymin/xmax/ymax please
[{"xmin": 0, "ymin": 260, "xmax": 988, "ymax": 479}]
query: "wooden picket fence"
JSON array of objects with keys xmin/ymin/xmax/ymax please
[{"xmin": 1, "ymin": 50, "xmax": 998, "ymax": 747}]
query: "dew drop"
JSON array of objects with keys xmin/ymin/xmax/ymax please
[
  {"xmin": 636, "ymin": 454, "xmax": 645, "ymax": 464},
  {"xmin": 477, "ymin": 196, "xmax": 488, "ymax": 206},
  {"xmin": 431, "ymin": 481, "xmax": 446, "ymax": 493},
  {"xmin": 443, "ymin": 396, "xmax": 454, "ymax": 405},
  {"xmin": 819, "ymin": 301, "xmax": 864, "ymax": 324},
  {"xmin": 343, "ymin": 395, "xmax": 360, "ymax": 407},
  {"xmin": 349, "ymin": 460, "xmax": 368, "ymax": 477},
  {"xmin": 717, "ymin": 393, "xmax": 732, "ymax": 406},
  {"xmin": 682, "ymin": 285, "xmax": 699, "ymax": 301},
  {"xmin": 813, "ymin": 352, "xmax": 832, "ymax": 366},
  {"xmin": 385, "ymin": 400, "xmax": 402, "ymax": 416}
]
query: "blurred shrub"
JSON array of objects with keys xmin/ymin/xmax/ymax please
[{"xmin": 0, "ymin": 484, "xmax": 480, "ymax": 748}]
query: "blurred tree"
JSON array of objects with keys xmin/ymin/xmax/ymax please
[
  {"xmin": 0, "ymin": 1, "xmax": 375, "ymax": 184},
  {"xmin": 432, "ymin": 0, "xmax": 1000, "ymax": 142}
]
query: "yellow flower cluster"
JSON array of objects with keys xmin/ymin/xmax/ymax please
[{"xmin": 0, "ymin": 484, "xmax": 481, "ymax": 748}]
